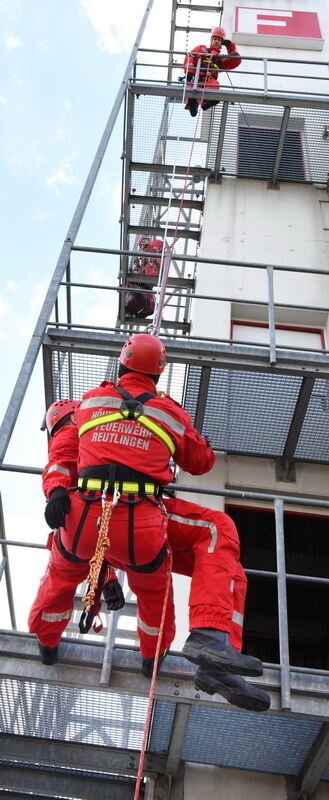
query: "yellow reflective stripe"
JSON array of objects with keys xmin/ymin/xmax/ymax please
[
  {"xmin": 138, "ymin": 414, "xmax": 175, "ymax": 455},
  {"xmin": 78, "ymin": 479, "xmax": 156, "ymax": 494},
  {"xmin": 79, "ymin": 411, "xmax": 125, "ymax": 437},
  {"xmin": 78, "ymin": 411, "xmax": 175, "ymax": 455}
]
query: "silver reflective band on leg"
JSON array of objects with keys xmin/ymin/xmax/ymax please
[
  {"xmin": 167, "ymin": 513, "xmax": 218, "ymax": 553},
  {"xmin": 41, "ymin": 609, "xmax": 71, "ymax": 622},
  {"xmin": 137, "ymin": 616, "xmax": 160, "ymax": 636},
  {"xmin": 232, "ymin": 610, "xmax": 244, "ymax": 627}
]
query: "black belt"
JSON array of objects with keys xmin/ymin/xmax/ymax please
[{"xmin": 79, "ymin": 463, "xmax": 162, "ymax": 497}]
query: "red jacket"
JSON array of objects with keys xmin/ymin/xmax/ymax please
[
  {"xmin": 76, "ymin": 372, "xmax": 215, "ymax": 484},
  {"xmin": 43, "ymin": 425, "xmax": 78, "ymax": 498},
  {"xmin": 184, "ymin": 42, "xmax": 241, "ymax": 83},
  {"xmin": 132, "ymin": 239, "xmax": 163, "ymax": 277}
]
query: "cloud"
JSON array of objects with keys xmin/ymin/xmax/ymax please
[
  {"xmin": 46, "ymin": 161, "xmax": 75, "ymax": 188},
  {"xmin": 5, "ymin": 35, "xmax": 21, "ymax": 49},
  {"xmin": 79, "ymin": 0, "xmax": 150, "ymax": 53},
  {"xmin": 0, "ymin": 96, "xmax": 7, "ymax": 106}
]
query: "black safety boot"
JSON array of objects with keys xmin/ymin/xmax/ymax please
[
  {"xmin": 195, "ymin": 665, "xmax": 271, "ymax": 713},
  {"xmin": 142, "ymin": 650, "xmax": 168, "ymax": 678},
  {"xmin": 182, "ymin": 628, "xmax": 263, "ymax": 677},
  {"xmin": 187, "ymin": 98, "xmax": 198, "ymax": 117},
  {"xmin": 38, "ymin": 641, "xmax": 58, "ymax": 665},
  {"xmin": 201, "ymin": 100, "xmax": 220, "ymax": 111}
]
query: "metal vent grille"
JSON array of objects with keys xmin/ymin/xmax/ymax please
[
  {"xmin": 207, "ymin": 104, "xmax": 329, "ymax": 184},
  {"xmin": 150, "ymin": 701, "xmax": 323, "ymax": 776},
  {"xmin": 50, "ymin": 350, "xmax": 186, "ymax": 406},
  {"xmin": 0, "ymin": 678, "xmax": 147, "ymax": 749},
  {"xmin": 184, "ymin": 366, "xmax": 302, "ymax": 457}
]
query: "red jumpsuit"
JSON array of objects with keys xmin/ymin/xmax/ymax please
[
  {"xmin": 125, "ymin": 239, "xmax": 163, "ymax": 319},
  {"xmin": 184, "ymin": 42, "xmax": 241, "ymax": 111},
  {"xmin": 29, "ymin": 372, "xmax": 216, "ymax": 657}
]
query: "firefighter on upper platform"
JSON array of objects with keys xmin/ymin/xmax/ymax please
[
  {"xmin": 183, "ymin": 26, "xmax": 241, "ymax": 117},
  {"xmin": 125, "ymin": 235, "xmax": 164, "ymax": 319}
]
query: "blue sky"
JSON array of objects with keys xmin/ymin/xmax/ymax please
[{"xmin": 0, "ymin": 0, "xmax": 172, "ymax": 629}]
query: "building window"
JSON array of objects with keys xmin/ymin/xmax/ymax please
[
  {"xmin": 231, "ymin": 321, "xmax": 326, "ymax": 352},
  {"xmin": 238, "ymin": 127, "xmax": 305, "ymax": 181},
  {"xmin": 227, "ymin": 505, "xmax": 329, "ymax": 670}
]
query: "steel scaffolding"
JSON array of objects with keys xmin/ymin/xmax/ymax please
[{"xmin": 1, "ymin": 1, "xmax": 329, "ymax": 798}]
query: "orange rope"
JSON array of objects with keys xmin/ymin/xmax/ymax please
[
  {"xmin": 82, "ymin": 488, "xmax": 120, "ymax": 612},
  {"xmin": 133, "ymin": 547, "xmax": 173, "ymax": 800}
]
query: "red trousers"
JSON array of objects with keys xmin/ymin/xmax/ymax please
[{"xmin": 28, "ymin": 495, "xmax": 246, "ymax": 656}]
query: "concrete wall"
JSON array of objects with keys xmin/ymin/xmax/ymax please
[
  {"xmin": 184, "ymin": 764, "xmax": 287, "ymax": 799},
  {"xmin": 192, "ymin": 180, "xmax": 329, "ymax": 341}
]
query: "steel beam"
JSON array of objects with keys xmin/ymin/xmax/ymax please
[
  {"xmin": 129, "ymin": 82, "xmax": 329, "ymax": 110},
  {"xmin": 194, "ymin": 366, "xmax": 211, "ymax": 432},
  {"xmin": 128, "ymin": 224, "xmax": 200, "ymax": 241},
  {"xmin": 131, "ymin": 162, "xmax": 212, "ymax": 178},
  {"xmin": 0, "ymin": 761, "xmax": 135, "ymax": 800},
  {"xmin": 1, "ymin": 633, "xmax": 329, "ymax": 719},
  {"xmin": 281, "ymin": 376, "xmax": 315, "ymax": 466},
  {"xmin": 213, "ymin": 100, "xmax": 229, "ymax": 180},
  {"xmin": 269, "ymin": 106, "xmax": 291, "ymax": 187},
  {"xmin": 43, "ymin": 328, "xmax": 329, "ymax": 380},
  {"xmin": 126, "ymin": 274, "xmax": 194, "ymax": 289},
  {"xmin": 0, "ymin": 733, "xmax": 165, "ymax": 777},
  {"xmin": 165, "ymin": 703, "xmax": 191, "ymax": 777},
  {"xmin": 129, "ymin": 194, "xmax": 203, "ymax": 211},
  {"xmin": 296, "ymin": 723, "xmax": 329, "ymax": 797}
]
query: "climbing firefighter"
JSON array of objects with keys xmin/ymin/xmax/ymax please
[
  {"xmin": 125, "ymin": 235, "xmax": 163, "ymax": 319},
  {"xmin": 183, "ymin": 26, "xmax": 241, "ymax": 117},
  {"xmin": 28, "ymin": 334, "xmax": 269, "ymax": 711},
  {"xmin": 29, "ymin": 398, "xmax": 125, "ymax": 653}
]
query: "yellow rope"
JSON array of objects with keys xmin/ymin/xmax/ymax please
[{"xmin": 82, "ymin": 489, "xmax": 119, "ymax": 612}]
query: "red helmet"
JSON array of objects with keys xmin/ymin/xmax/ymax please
[
  {"xmin": 138, "ymin": 235, "xmax": 151, "ymax": 250},
  {"xmin": 211, "ymin": 26, "xmax": 226, "ymax": 39},
  {"xmin": 46, "ymin": 399, "xmax": 78, "ymax": 435},
  {"xmin": 119, "ymin": 334, "xmax": 166, "ymax": 375}
]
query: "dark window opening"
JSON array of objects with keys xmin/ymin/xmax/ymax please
[
  {"xmin": 238, "ymin": 127, "xmax": 305, "ymax": 181},
  {"xmin": 226, "ymin": 506, "xmax": 329, "ymax": 669}
]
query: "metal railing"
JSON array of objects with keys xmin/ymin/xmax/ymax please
[
  {"xmin": 1, "ymin": 479, "xmax": 329, "ymax": 711},
  {"xmin": 133, "ymin": 48, "xmax": 329, "ymax": 101}
]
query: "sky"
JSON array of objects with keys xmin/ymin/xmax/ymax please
[
  {"xmin": 0, "ymin": 0, "xmax": 170, "ymax": 628},
  {"xmin": 0, "ymin": 0, "xmax": 198, "ymax": 641}
]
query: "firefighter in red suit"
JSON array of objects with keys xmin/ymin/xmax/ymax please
[
  {"xmin": 183, "ymin": 26, "xmax": 241, "ymax": 117},
  {"xmin": 125, "ymin": 235, "xmax": 163, "ymax": 319},
  {"xmin": 29, "ymin": 334, "xmax": 269, "ymax": 710}
]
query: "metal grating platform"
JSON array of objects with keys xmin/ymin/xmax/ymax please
[
  {"xmin": 45, "ymin": 333, "xmax": 329, "ymax": 464},
  {"xmin": 150, "ymin": 700, "xmax": 323, "ymax": 776}
]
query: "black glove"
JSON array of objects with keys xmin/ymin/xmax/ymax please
[
  {"xmin": 103, "ymin": 579, "xmax": 125, "ymax": 611},
  {"xmin": 186, "ymin": 71, "xmax": 194, "ymax": 82},
  {"xmin": 222, "ymin": 39, "xmax": 232, "ymax": 47},
  {"xmin": 44, "ymin": 487, "xmax": 70, "ymax": 528}
]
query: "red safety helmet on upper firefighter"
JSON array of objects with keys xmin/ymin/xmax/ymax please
[
  {"xmin": 46, "ymin": 399, "xmax": 79, "ymax": 436},
  {"xmin": 138, "ymin": 235, "xmax": 151, "ymax": 250},
  {"xmin": 119, "ymin": 334, "xmax": 166, "ymax": 375},
  {"xmin": 211, "ymin": 26, "xmax": 226, "ymax": 39}
]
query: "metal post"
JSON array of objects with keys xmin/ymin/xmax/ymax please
[
  {"xmin": 0, "ymin": 493, "xmax": 16, "ymax": 629},
  {"xmin": 0, "ymin": 0, "xmax": 155, "ymax": 464},
  {"xmin": 100, "ymin": 571, "xmax": 125, "ymax": 685},
  {"xmin": 263, "ymin": 58, "xmax": 268, "ymax": 95},
  {"xmin": 274, "ymin": 498, "xmax": 291, "ymax": 710},
  {"xmin": 266, "ymin": 265, "xmax": 277, "ymax": 365}
]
